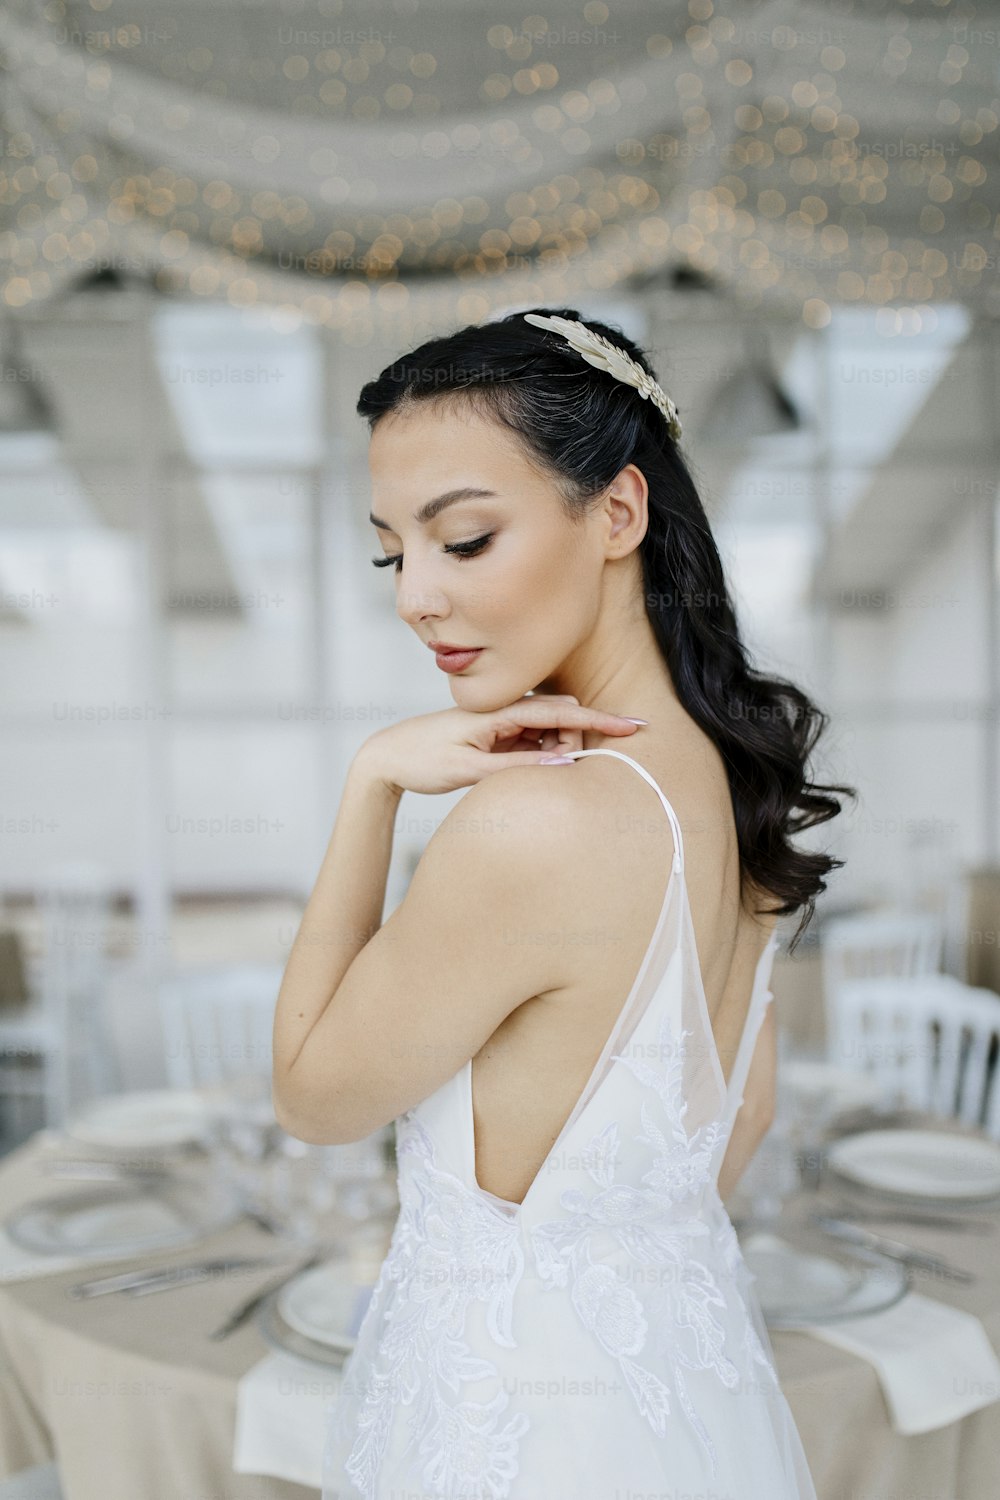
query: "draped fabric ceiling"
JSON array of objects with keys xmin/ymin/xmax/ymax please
[{"xmin": 1, "ymin": 0, "xmax": 999, "ymax": 338}]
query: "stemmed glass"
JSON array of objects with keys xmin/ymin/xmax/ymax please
[
  {"xmin": 203, "ymin": 1075, "xmax": 398, "ymax": 1249},
  {"xmin": 201, "ymin": 1071, "xmax": 285, "ymax": 1221},
  {"xmin": 738, "ymin": 1110, "xmax": 802, "ymax": 1228},
  {"xmin": 261, "ymin": 1131, "xmax": 399, "ymax": 1249}
]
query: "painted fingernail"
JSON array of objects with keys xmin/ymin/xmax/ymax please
[
  {"xmin": 620, "ymin": 717, "xmax": 648, "ymax": 725},
  {"xmin": 539, "ymin": 755, "xmax": 574, "ymax": 764}
]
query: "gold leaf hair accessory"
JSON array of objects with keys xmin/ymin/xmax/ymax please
[{"xmin": 523, "ymin": 312, "xmax": 682, "ymax": 441}]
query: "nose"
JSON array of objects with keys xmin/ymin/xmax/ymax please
[{"xmin": 394, "ymin": 565, "xmax": 450, "ymax": 632}]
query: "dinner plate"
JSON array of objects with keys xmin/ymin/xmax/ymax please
[
  {"xmin": 278, "ymin": 1259, "xmax": 376, "ymax": 1348},
  {"xmin": 825, "ymin": 1129, "xmax": 1000, "ymax": 1201},
  {"xmin": 257, "ymin": 1277, "xmax": 371, "ymax": 1371},
  {"xmin": 740, "ymin": 1231, "xmax": 910, "ymax": 1327},
  {"xmin": 64, "ymin": 1091, "xmax": 214, "ymax": 1152},
  {"xmin": 3, "ymin": 1176, "xmax": 242, "ymax": 1257}
]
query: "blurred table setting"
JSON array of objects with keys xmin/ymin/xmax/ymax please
[
  {"xmin": 0, "ymin": 1054, "xmax": 997, "ymax": 1497},
  {"xmin": 0, "ymin": 1075, "xmax": 397, "ymax": 1499},
  {"xmin": 726, "ymin": 1052, "xmax": 1000, "ymax": 1500}
]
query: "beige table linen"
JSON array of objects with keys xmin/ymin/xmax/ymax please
[
  {"xmin": 0, "ymin": 1136, "xmax": 320, "ymax": 1500},
  {"xmin": 756, "ymin": 1117, "xmax": 1000, "ymax": 1500},
  {"xmin": 0, "ymin": 1116, "xmax": 995, "ymax": 1499}
]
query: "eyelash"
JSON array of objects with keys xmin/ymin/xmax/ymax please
[{"xmin": 370, "ymin": 533, "xmax": 495, "ymax": 572}]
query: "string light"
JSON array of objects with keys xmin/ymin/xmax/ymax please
[{"xmin": 0, "ymin": 12, "xmax": 994, "ymax": 326}]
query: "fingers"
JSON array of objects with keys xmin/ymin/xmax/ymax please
[
  {"xmin": 474, "ymin": 749, "xmax": 580, "ymax": 774},
  {"xmin": 534, "ymin": 696, "xmax": 581, "ymax": 754},
  {"xmin": 481, "ymin": 699, "xmax": 646, "ymax": 759},
  {"xmin": 512, "ymin": 701, "xmax": 645, "ymax": 732}
]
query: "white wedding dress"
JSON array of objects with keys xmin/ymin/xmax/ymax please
[{"xmin": 321, "ymin": 748, "xmax": 819, "ymax": 1500}]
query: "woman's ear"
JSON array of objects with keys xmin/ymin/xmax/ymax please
[{"xmin": 604, "ymin": 464, "xmax": 649, "ymax": 556}]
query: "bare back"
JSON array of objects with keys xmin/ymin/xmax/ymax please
[{"xmin": 470, "ymin": 731, "xmax": 780, "ymax": 1205}]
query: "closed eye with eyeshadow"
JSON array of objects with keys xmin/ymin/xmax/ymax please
[{"xmin": 371, "ymin": 532, "xmax": 496, "ymax": 571}]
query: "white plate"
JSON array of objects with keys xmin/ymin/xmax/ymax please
[
  {"xmin": 741, "ymin": 1231, "xmax": 909, "ymax": 1326},
  {"xmin": 278, "ymin": 1260, "xmax": 376, "ymax": 1349},
  {"xmin": 257, "ymin": 1286, "xmax": 355, "ymax": 1370},
  {"xmin": 54, "ymin": 1196, "xmax": 185, "ymax": 1249},
  {"xmin": 742, "ymin": 1233, "xmax": 865, "ymax": 1317},
  {"xmin": 64, "ymin": 1091, "xmax": 212, "ymax": 1151},
  {"xmin": 4, "ymin": 1177, "xmax": 241, "ymax": 1257},
  {"xmin": 826, "ymin": 1129, "xmax": 1000, "ymax": 1200}
]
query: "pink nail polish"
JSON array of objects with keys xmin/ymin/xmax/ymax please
[{"xmin": 622, "ymin": 718, "xmax": 648, "ymax": 725}]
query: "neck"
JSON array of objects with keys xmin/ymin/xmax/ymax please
[{"xmin": 534, "ymin": 615, "xmax": 687, "ymax": 750}]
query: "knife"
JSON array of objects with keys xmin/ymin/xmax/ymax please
[
  {"xmin": 207, "ymin": 1249, "xmax": 326, "ymax": 1340},
  {"xmin": 810, "ymin": 1214, "xmax": 975, "ymax": 1282},
  {"xmin": 45, "ymin": 1160, "xmax": 172, "ymax": 1180},
  {"xmin": 68, "ymin": 1255, "xmax": 280, "ymax": 1299},
  {"xmin": 826, "ymin": 1205, "xmax": 995, "ymax": 1235},
  {"xmin": 126, "ymin": 1255, "xmax": 288, "ymax": 1296}
]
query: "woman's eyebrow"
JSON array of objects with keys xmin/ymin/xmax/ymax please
[{"xmin": 369, "ymin": 487, "xmax": 499, "ymax": 530}]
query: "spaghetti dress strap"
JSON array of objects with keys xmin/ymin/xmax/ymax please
[{"xmin": 561, "ymin": 748, "xmax": 684, "ymax": 874}]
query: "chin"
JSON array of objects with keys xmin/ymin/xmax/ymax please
[
  {"xmin": 451, "ymin": 688, "xmax": 508, "ymax": 714},
  {"xmin": 450, "ymin": 672, "xmax": 532, "ymax": 714}
]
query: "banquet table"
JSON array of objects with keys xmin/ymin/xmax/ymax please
[{"xmin": 0, "ymin": 1112, "xmax": 996, "ymax": 1500}]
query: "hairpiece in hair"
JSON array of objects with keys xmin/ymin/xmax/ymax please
[{"xmin": 522, "ymin": 312, "xmax": 682, "ymax": 441}]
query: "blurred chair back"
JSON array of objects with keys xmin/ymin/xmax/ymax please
[
  {"xmin": 40, "ymin": 860, "xmax": 119, "ymax": 1118},
  {"xmin": 821, "ymin": 909, "xmax": 944, "ymax": 1066},
  {"xmin": 834, "ymin": 972, "xmax": 1000, "ymax": 1135},
  {"xmin": 0, "ymin": 861, "xmax": 118, "ymax": 1133},
  {"xmin": 158, "ymin": 963, "xmax": 282, "ymax": 1089},
  {"xmin": 38, "ymin": 860, "xmax": 112, "ymax": 1012}
]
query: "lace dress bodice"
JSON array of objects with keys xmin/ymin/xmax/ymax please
[{"xmin": 321, "ymin": 748, "xmax": 818, "ymax": 1500}]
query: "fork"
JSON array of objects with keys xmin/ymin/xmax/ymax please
[
  {"xmin": 825, "ymin": 1203, "xmax": 996, "ymax": 1234},
  {"xmin": 810, "ymin": 1214, "xmax": 976, "ymax": 1282}
]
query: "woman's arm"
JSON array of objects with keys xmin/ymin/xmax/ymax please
[
  {"xmin": 271, "ymin": 760, "xmax": 587, "ymax": 1144},
  {"xmin": 716, "ymin": 1001, "xmax": 777, "ymax": 1204},
  {"xmin": 272, "ymin": 754, "xmax": 402, "ymax": 1089}
]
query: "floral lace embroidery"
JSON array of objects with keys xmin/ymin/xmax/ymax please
[
  {"xmin": 529, "ymin": 1010, "xmax": 756, "ymax": 1478},
  {"xmin": 331, "ymin": 1010, "xmax": 786, "ymax": 1495},
  {"xmin": 338, "ymin": 1112, "xmax": 530, "ymax": 1500},
  {"xmin": 708, "ymin": 1194, "xmax": 782, "ymax": 1389}
]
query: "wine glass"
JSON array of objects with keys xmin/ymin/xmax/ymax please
[
  {"xmin": 730, "ymin": 1102, "xmax": 802, "ymax": 1234},
  {"xmin": 202, "ymin": 1071, "xmax": 283, "ymax": 1213}
]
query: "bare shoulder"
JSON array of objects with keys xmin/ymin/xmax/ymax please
[
  {"xmin": 436, "ymin": 759, "xmax": 679, "ymax": 1002},
  {"xmin": 411, "ymin": 756, "xmax": 677, "ymax": 923},
  {"xmin": 439, "ymin": 754, "xmax": 680, "ymax": 921},
  {"xmin": 420, "ymin": 763, "xmax": 601, "ymax": 872},
  {"xmin": 402, "ymin": 764, "xmax": 621, "ymax": 1003}
]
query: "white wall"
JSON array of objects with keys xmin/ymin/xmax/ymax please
[{"xmin": 830, "ymin": 482, "xmax": 997, "ymax": 912}]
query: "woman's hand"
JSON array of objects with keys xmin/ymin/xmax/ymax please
[{"xmin": 356, "ymin": 694, "xmax": 646, "ymax": 797}]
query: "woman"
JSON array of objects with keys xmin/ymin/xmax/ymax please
[{"xmin": 273, "ymin": 307, "xmax": 855, "ymax": 1499}]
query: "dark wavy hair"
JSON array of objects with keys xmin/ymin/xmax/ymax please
[{"xmin": 356, "ymin": 305, "xmax": 857, "ymax": 951}]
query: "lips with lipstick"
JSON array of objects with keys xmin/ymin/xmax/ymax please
[{"xmin": 427, "ymin": 640, "xmax": 484, "ymax": 674}]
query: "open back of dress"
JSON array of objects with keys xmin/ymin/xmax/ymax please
[{"xmin": 322, "ymin": 748, "xmax": 818, "ymax": 1500}]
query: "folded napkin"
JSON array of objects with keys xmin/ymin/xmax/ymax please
[
  {"xmin": 234, "ymin": 1243, "xmax": 382, "ymax": 1487},
  {"xmin": 745, "ymin": 1226, "xmax": 1000, "ymax": 1435},
  {"xmin": 233, "ymin": 1350, "xmax": 340, "ymax": 1489}
]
